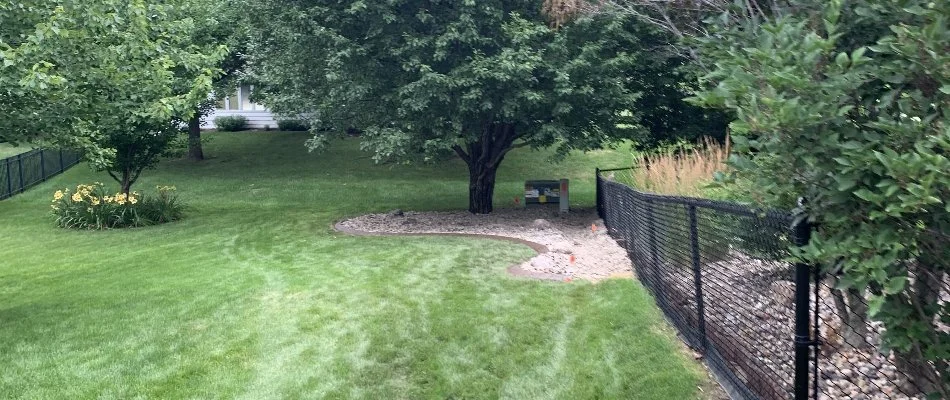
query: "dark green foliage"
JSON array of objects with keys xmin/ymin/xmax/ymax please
[
  {"xmin": 214, "ymin": 116, "xmax": 248, "ymax": 132},
  {"xmin": 136, "ymin": 187, "xmax": 184, "ymax": 224},
  {"xmin": 629, "ymin": 54, "xmax": 732, "ymax": 149},
  {"xmin": 690, "ymin": 0, "xmax": 949, "ymax": 395},
  {"xmin": 242, "ymin": 0, "xmax": 693, "ymax": 212},
  {"xmin": 0, "ymin": 0, "xmax": 225, "ymax": 165},
  {"xmin": 277, "ymin": 119, "xmax": 309, "ymax": 131},
  {"xmin": 101, "ymin": 121, "xmax": 184, "ymax": 194}
]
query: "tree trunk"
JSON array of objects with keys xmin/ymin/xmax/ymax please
[
  {"xmin": 120, "ymin": 169, "xmax": 133, "ymax": 195},
  {"xmin": 187, "ymin": 112, "xmax": 204, "ymax": 161},
  {"xmin": 829, "ymin": 279, "xmax": 870, "ymax": 349},
  {"xmin": 894, "ymin": 266, "xmax": 948, "ymax": 398},
  {"xmin": 468, "ymin": 162, "xmax": 499, "ymax": 214},
  {"xmin": 452, "ymin": 123, "xmax": 519, "ymax": 214}
]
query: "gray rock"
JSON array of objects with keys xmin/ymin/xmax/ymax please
[
  {"xmin": 769, "ymin": 280, "xmax": 796, "ymax": 306},
  {"xmin": 388, "ymin": 209, "xmax": 404, "ymax": 217},
  {"xmin": 551, "ymin": 245, "xmax": 573, "ymax": 254},
  {"xmin": 532, "ymin": 219, "xmax": 552, "ymax": 230},
  {"xmin": 531, "ymin": 256, "xmax": 557, "ymax": 270}
]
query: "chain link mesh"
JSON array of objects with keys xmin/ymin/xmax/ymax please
[
  {"xmin": 597, "ymin": 170, "xmax": 948, "ymax": 400},
  {"xmin": 0, "ymin": 148, "xmax": 81, "ymax": 200}
]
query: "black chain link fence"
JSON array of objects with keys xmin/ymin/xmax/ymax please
[
  {"xmin": 596, "ymin": 168, "xmax": 947, "ymax": 400},
  {"xmin": 815, "ymin": 268, "xmax": 948, "ymax": 399},
  {"xmin": 0, "ymin": 148, "xmax": 82, "ymax": 200}
]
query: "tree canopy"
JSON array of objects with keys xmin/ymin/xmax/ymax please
[
  {"xmin": 242, "ymin": 0, "xmax": 696, "ymax": 213},
  {"xmin": 0, "ymin": 0, "xmax": 225, "ymax": 167}
]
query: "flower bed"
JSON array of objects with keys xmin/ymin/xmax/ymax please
[{"xmin": 51, "ymin": 183, "xmax": 183, "ymax": 229}]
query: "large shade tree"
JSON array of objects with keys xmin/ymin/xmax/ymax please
[
  {"xmin": 179, "ymin": 0, "xmax": 249, "ymax": 161},
  {"xmin": 1, "ymin": 0, "xmax": 226, "ymax": 191},
  {"xmin": 242, "ymin": 0, "xmax": 680, "ymax": 213}
]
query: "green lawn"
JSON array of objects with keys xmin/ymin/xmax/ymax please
[
  {"xmin": 0, "ymin": 132, "xmax": 710, "ymax": 399},
  {"xmin": 0, "ymin": 142, "xmax": 34, "ymax": 159}
]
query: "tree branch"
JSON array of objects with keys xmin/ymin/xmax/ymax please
[
  {"xmin": 106, "ymin": 170, "xmax": 121, "ymax": 185},
  {"xmin": 452, "ymin": 144, "xmax": 471, "ymax": 165}
]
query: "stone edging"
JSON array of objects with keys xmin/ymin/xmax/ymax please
[{"xmin": 333, "ymin": 222, "xmax": 570, "ymax": 282}]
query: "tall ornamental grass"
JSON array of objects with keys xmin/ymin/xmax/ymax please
[{"xmin": 620, "ymin": 137, "xmax": 728, "ymax": 197}]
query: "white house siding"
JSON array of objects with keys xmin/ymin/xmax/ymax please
[
  {"xmin": 201, "ymin": 109, "xmax": 278, "ymax": 130},
  {"xmin": 201, "ymin": 84, "xmax": 279, "ymax": 130}
]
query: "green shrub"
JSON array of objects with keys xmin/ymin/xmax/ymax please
[
  {"xmin": 214, "ymin": 115, "xmax": 247, "ymax": 131},
  {"xmin": 691, "ymin": 1, "xmax": 949, "ymax": 393},
  {"xmin": 51, "ymin": 183, "xmax": 183, "ymax": 229},
  {"xmin": 277, "ymin": 119, "xmax": 309, "ymax": 131}
]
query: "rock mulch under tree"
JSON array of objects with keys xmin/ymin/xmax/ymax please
[{"xmin": 335, "ymin": 208, "xmax": 633, "ymax": 282}]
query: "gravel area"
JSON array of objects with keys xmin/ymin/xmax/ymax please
[
  {"xmin": 336, "ymin": 207, "xmax": 633, "ymax": 282},
  {"xmin": 628, "ymin": 251, "xmax": 927, "ymax": 400}
]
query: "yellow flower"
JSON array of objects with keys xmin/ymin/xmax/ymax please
[
  {"xmin": 115, "ymin": 193, "xmax": 127, "ymax": 205},
  {"xmin": 129, "ymin": 196, "xmax": 138, "ymax": 205},
  {"xmin": 71, "ymin": 193, "xmax": 83, "ymax": 202},
  {"xmin": 90, "ymin": 198, "xmax": 100, "ymax": 206},
  {"xmin": 103, "ymin": 196, "xmax": 113, "ymax": 203},
  {"xmin": 53, "ymin": 190, "xmax": 64, "ymax": 201}
]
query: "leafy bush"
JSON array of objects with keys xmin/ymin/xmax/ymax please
[
  {"xmin": 214, "ymin": 115, "xmax": 247, "ymax": 131},
  {"xmin": 691, "ymin": 1, "xmax": 949, "ymax": 394},
  {"xmin": 51, "ymin": 183, "xmax": 183, "ymax": 229},
  {"xmin": 277, "ymin": 119, "xmax": 309, "ymax": 131}
]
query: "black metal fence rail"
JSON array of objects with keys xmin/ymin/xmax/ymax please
[
  {"xmin": 0, "ymin": 148, "xmax": 82, "ymax": 200},
  {"xmin": 597, "ymin": 168, "xmax": 801, "ymax": 399},
  {"xmin": 596, "ymin": 168, "xmax": 942, "ymax": 400}
]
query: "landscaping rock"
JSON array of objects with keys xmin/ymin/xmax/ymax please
[
  {"xmin": 769, "ymin": 280, "xmax": 795, "ymax": 306},
  {"xmin": 532, "ymin": 218, "xmax": 552, "ymax": 230},
  {"xmin": 531, "ymin": 256, "xmax": 557, "ymax": 270},
  {"xmin": 335, "ymin": 208, "xmax": 633, "ymax": 282},
  {"xmin": 388, "ymin": 209, "xmax": 404, "ymax": 217}
]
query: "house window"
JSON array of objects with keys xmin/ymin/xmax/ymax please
[
  {"xmin": 240, "ymin": 85, "xmax": 254, "ymax": 111},
  {"xmin": 219, "ymin": 85, "xmax": 264, "ymax": 111},
  {"xmin": 227, "ymin": 91, "xmax": 240, "ymax": 110}
]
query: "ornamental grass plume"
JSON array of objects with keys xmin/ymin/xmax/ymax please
[{"xmin": 622, "ymin": 137, "xmax": 729, "ymax": 197}]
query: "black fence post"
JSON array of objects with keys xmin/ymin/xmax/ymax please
[
  {"xmin": 39, "ymin": 150, "xmax": 46, "ymax": 181},
  {"xmin": 792, "ymin": 205, "xmax": 813, "ymax": 400},
  {"xmin": 58, "ymin": 150, "xmax": 65, "ymax": 173},
  {"xmin": 16, "ymin": 154, "xmax": 24, "ymax": 194},
  {"xmin": 5, "ymin": 157, "xmax": 11, "ymax": 197},
  {"xmin": 688, "ymin": 205, "xmax": 707, "ymax": 351},
  {"xmin": 596, "ymin": 168, "xmax": 603, "ymax": 219}
]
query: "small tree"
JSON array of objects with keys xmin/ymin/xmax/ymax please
[
  {"xmin": 1, "ymin": 0, "xmax": 225, "ymax": 181},
  {"xmin": 242, "ymin": 0, "xmax": 695, "ymax": 213},
  {"xmin": 103, "ymin": 121, "xmax": 183, "ymax": 194}
]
